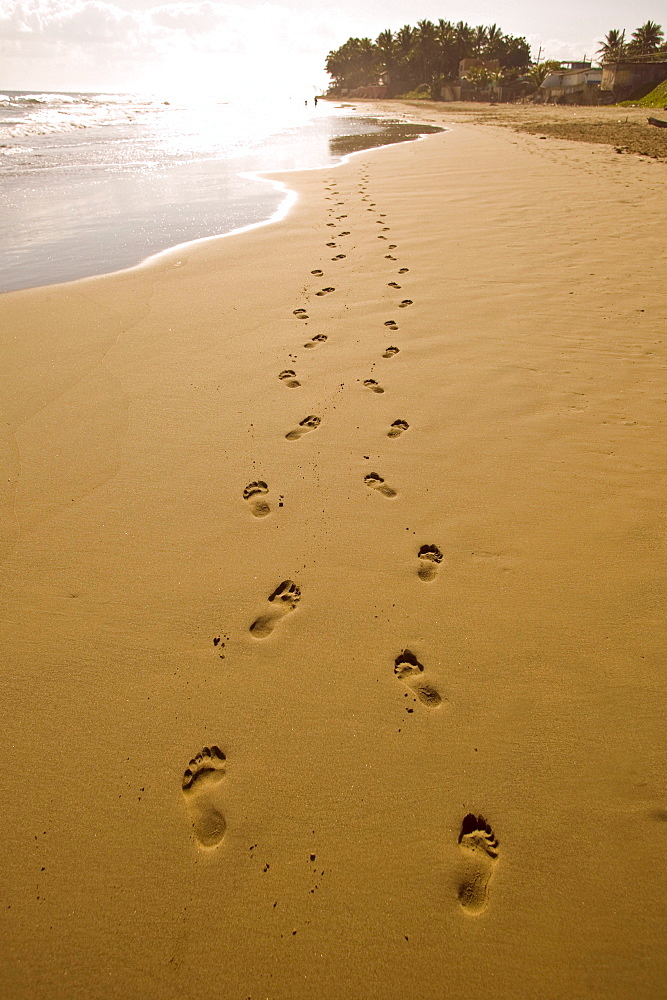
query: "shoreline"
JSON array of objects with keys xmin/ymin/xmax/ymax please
[
  {"xmin": 0, "ymin": 112, "xmax": 438, "ymax": 294},
  {"xmin": 1, "ymin": 115, "xmax": 665, "ymax": 999}
]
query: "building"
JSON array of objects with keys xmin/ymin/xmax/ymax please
[
  {"xmin": 539, "ymin": 64, "xmax": 602, "ymax": 104},
  {"xmin": 600, "ymin": 57, "xmax": 667, "ymax": 101}
]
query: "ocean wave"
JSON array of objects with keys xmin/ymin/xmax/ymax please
[{"xmin": 0, "ymin": 94, "xmax": 163, "ymax": 140}]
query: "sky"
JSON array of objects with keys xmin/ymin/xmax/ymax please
[{"xmin": 0, "ymin": 1, "xmax": 664, "ymax": 98}]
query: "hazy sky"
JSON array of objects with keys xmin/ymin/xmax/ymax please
[{"xmin": 1, "ymin": 1, "xmax": 664, "ymax": 97}]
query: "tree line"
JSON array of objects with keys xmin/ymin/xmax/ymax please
[
  {"xmin": 325, "ymin": 20, "xmax": 531, "ymax": 98},
  {"xmin": 597, "ymin": 22, "xmax": 665, "ymax": 61},
  {"xmin": 325, "ymin": 19, "xmax": 666, "ymax": 98}
]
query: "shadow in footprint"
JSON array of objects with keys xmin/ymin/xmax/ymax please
[
  {"xmin": 364, "ymin": 379, "xmax": 384, "ymax": 394},
  {"xmin": 394, "ymin": 649, "xmax": 442, "ymax": 707},
  {"xmin": 182, "ymin": 746, "xmax": 227, "ymax": 849},
  {"xmin": 243, "ymin": 481, "xmax": 271, "ymax": 517},
  {"xmin": 417, "ymin": 544, "xmax": 443, "ymax": 581},
  {"xmin": 286, "ymin": 415, "xmax": 321, "ymax": 440},
  {"xmin": 279, "ymin": 370, "xmax": 300, "ymax": 387},
  {"xmin": 399, "ymin": 300, "xmax": 413, "ymax": 308},
  {"xmin": 388, "ymin": 419, "xmax": 409, "ymax": 438},
  {"xmin": 250, "ymin": 580, "xmax": 301, "ymax": 639},
  {"xmin": 365, "ymin": 472, "xmax": 396, "ymax": 498},
  {"xmin": 457, "ymin": 814, "xmax": 499, "ymax": 916},
  {"xmin": 383, "ymin": 346, "xmax": 399, "ymax": 358}
]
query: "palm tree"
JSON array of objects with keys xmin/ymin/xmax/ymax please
[
  {"xmin": 415, "ymin": 19, "xmax": 439, "ymax": 89},
  {"xmin": 628, "ymin": 21, "xmax": 664, "ymax": 54},
  {"xmin": 471, "ymin": 25, "xmax": 488, "ymax": 57},
  {"xmin": 528, "ymin": 60, "xmax": 561, "ymax": 89},
  {"xmin": 375, "ymin": 30, "xmax": 395, "ymax": 93},
  {"xmin": 436, "ymin": 19, "xmax": 456, "ymax": 79},
  {"xmin": 597, "ymin": 29, "xmax": 626, "ymax": 62}
]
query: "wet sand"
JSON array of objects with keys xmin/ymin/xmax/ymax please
[{"xmin": 1, "ymin": 114, "xmax": 666, "ymax": 999}]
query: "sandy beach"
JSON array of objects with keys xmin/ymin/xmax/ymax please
[{"xmin": 1, "ymin": 107, "xmax": 666, "ymax": 999}]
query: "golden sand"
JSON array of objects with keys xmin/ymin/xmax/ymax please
[{"xmin": 1, "ymin": 110, "xmax": 666, "ymax": 999}]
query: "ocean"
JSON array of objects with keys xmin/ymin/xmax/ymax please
[{"xmin": 0, "ymin": 92, "xmax": 440, "ymax": 293}]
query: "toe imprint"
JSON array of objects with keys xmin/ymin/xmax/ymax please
[
  {"xmin": 243, "ymin": 481, "xmax": 271, "ymax": 517},
  {"xmin": 182, "ymin": 746, "xmax": 227, "ymax": 849},
  {"xmin": 388, "ymin": 419, "xmax": 409, "ymax": 438},
  {"xmin": 363, "ymin": 379, "xmax": 384, "ymax": 394},
  {"xmin": 457, "ymin": 814, "xmax": 499, "ymax": 915},
  {"xmin": 250, "ymin": 580, "xmax": 301, "ymax": 638},
  {"xmin": 364, "ymin": 472, "xmax": 397, "ymax": 498},
  {"xmin": 417, "ymin": 544, "xmax": 443, "ymax": 581},
  {"xmin": 383, "ymin": 346, "xmax": 399, "ymax": 358}
]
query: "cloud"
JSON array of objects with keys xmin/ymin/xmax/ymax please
[
  {"xmin": 526, "ymin": 33, "xmax": 600, "ymax": 64},
  {"xmin": 0, "ymin": 1, "xmax": 350, "ymax": 94}
]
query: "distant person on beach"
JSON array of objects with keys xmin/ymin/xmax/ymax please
[{"xmin": 314, "ymin": 97, "xmax": 318, "ymax": 106}]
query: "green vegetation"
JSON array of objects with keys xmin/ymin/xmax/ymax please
[
  {"xmin": 618, "ymin": 78, "xmax": 667, "ymax": 107},
  {"xmin": 597, "ymin": 21, "xmax": 665, "ymax": 61},
  {"xmin": 325, "ymin": 20, "xmax": 531, "ymax": 98}
]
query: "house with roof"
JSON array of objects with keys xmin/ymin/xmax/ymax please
[{"xmin": 539, "ymin": 63, "xmax": 602, "ymax": 103}]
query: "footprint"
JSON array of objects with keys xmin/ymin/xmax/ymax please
[
  {"xmin": 457, "ymin": 814, "xmax": 499, "ymax": 915},
  {"xmin": 388, "ymin": 419, "xmax": 409, "ymax": 438},
  {"xmin": 388, "ymin": 282, "xmax": 401, "ymax": 289},
  {"xmin": 286, "ymin": 415, "xmax": 321, "ymax": 440},
  {"xmin": 383, "ymin": 346, "xmax": 399, "ymax": 358},
  {"xmin": 364, "ymin": 379, "xmax": 384, "ymax": 394},
  {"xmin": 182, "ymin": 746, "xmax": 227, "ymax": 849},
  {"xmin": 364, "ymin": 472, "xmax": 396, "ymax": 497},
  {"xmin": 339, "ymin": 231, "xmax": 350, "ymax": 236},
  {"xmin": 250, "ymin": 580, "xmax": 301, "ymax": 638},
  {"xmin": 293, "ymin": 308, "xmax": 307, "ymax": 316},
  {"xmin": 333, "ymin": 254, "xmax": 346, "ymax": 260},
  {"xmin": 304, "ymin": 334, "xmax": 327, "ymax": 348},
  {"xmin": 388, "ymin": 244, "xmax": 397, "ymax": 249},
  {"xmin": 326, "ymin": 242, "xmax": 337, "ymax": 247},
  {"xmin": 315, "ymin": 287, "xmax": 335, "ymax": 296},
  {"xmin": 398, "ymin": 267, "xmax": 409, "ymax": 273},
  {"xmin": 399, "ymin": 299, "xmax": 413, "ymax": 308},
  {"xmin": 393, "ymin": 649, "xmax": 442, "ymax": 707},
  {"xmin": 384, "ymin": 319, "xmax": 398, "ymax": 330},
  {"xmin": 385, "ymin": 255, "xmax": 396, "ymax": 261},
  {"xmin": 311, "ymin": 269, "xmax": 323, "ymax": 275},
  {"xmin": 278, "ymin": 370, "xmax": 300, "ymax": 387},
  {"xmin": 243, "ymin": 481, "xmax": 271, "ymax": 517},
  {"xmin": 417, "ymin": 544, "xmax": 443, "ymax": 581}
]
